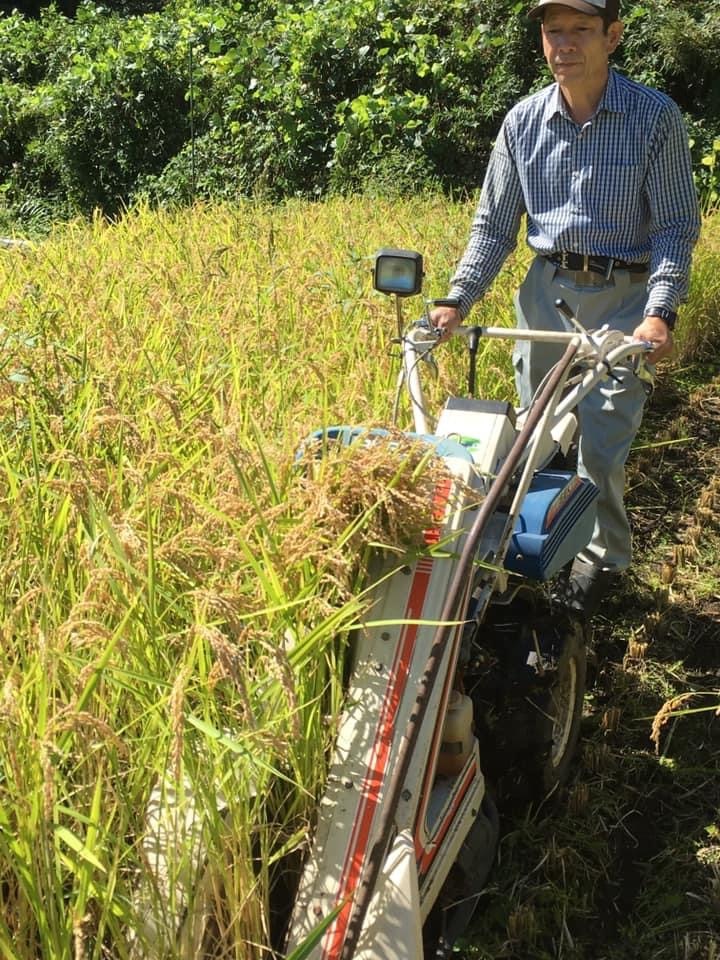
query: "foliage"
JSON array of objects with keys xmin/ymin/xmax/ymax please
[
  {"xmin": 138, "ymin": 0, "xmax": 539, "ymax": 202},
  {"xmin": 695, "ymin": 138, "xmax": 720, "ymax": 214},
  {"xmin": 0, "ymin": 4, "xmax": 188, "ymax": 216},
  {"xmin": 0, "ymin": 0, "xmax": 718, "ymax": 222},
  {"xmin": 617, "ymin": 0, "xmax": 720, "ymax": 210},
  {"xmin": 326, "ymin": 0, "xmax": 536, "ymax": 194}
]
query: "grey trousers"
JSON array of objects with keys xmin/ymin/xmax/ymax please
[{"xmin": 513, "ymin": 256, "xmax": 651, "ymax": 572}]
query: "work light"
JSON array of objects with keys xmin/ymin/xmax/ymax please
[{"xmin": 373, "ymin": 248, "xmax": 424, "ymax": 297}]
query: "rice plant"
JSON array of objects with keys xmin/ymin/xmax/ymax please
[{"xmin": 0, "ymin": 198, "xmax": 716, "ymax": 958}]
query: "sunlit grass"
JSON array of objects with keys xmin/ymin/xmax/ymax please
[{"xmin": 0, "ymin": 197, "xmax": 717, "ymax": 957}]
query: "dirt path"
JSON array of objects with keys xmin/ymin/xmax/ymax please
[{"xmin": 465, "ymin": 363, "xmax": 720, "ymax": 960}]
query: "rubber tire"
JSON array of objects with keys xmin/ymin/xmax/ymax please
[
  {"xmin": 423, "ymin": 793, "xmax": 500, "ymax": 959},
  {"xmin": 529, "ymin": 616, "xmax": 587, "ymax": 796}
]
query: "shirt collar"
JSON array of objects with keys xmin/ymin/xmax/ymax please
[
  {"xmin": 544, "ymin": 68, "xmax": 626, "ymax": 123},
  {"xmin": 600, "ymin": 69, "xmax": 625, "ymax": 114}
]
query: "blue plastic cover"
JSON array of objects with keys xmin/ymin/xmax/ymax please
[{"xmin": 505, "ymin": 470, "xmax": 599, "ymax": 581}]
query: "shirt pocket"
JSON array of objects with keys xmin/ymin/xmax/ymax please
[{"xmin": 586, "ymin": 161, "xmax": 645, "ymax": 233}]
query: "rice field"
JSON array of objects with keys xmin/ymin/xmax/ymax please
[{"xmin": 0, "ymin": 197, "xmax": 718, "ymax": 958}]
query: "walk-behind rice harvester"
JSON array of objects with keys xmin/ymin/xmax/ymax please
[
  {"xmin": 131, "ymin": 247, "xmax": 652, "ymax": 960},
  {"xmin": 283, "ymin": 247, "xmax": 653, "ymax": 960}
]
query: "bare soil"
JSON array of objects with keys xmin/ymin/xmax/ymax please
[{"xmin": 463, "ymin": 361, "xmax": 720, "ymax": 960}]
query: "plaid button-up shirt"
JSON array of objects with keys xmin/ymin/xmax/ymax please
[{"xmin": 449, "ymin": 69, "xmax": 701, "ymax": 317}]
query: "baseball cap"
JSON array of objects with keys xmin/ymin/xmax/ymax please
[{"xmin": 528, "ymin": 0, "xmax": 620, "ymax": 20}]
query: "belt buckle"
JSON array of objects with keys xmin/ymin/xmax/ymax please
[
  {"xmin": 604, "ymin": 257, "xmax": 614, "ymax": 280},
  {"xmin": 582, "ymin": 254, "xmax": 589, "ymax": 273}
]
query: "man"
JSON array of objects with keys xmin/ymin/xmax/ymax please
[{"xmin": 431, "ymin": 0, "xmax": 701, "ymax": 617}]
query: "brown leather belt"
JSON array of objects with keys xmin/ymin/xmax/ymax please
[{"xmin": 546, "ymin": 252, "xmax": 649, "ymax": 278}]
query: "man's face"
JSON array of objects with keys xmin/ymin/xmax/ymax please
[{"xmin": 541, "ymin": 6, "xmax": 623, "ymax": 90}]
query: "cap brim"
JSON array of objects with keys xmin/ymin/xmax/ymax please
[{"xmin": 528, "ymin": 0, "xmax": 604, "ymax": 18}]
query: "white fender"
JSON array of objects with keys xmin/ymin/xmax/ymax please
[{"xmin": 354, "ymin": 830, "xmax": 423, "ymax": 960}]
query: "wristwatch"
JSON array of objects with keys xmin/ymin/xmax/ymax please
[{"xmin": 644, "ymin": 307, "xmax": 677, "ymax": 330}]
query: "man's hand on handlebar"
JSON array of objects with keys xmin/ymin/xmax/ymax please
[
  {"xmin": 429, "ymin": 305, "xmax": 462, "ymax": 341},
  {"xmin": 631, "ymin": 315, "xmax": 674, "ymax": 364},
  {"xmin": 428, "ymin": 304, "xmax": 672, "ymax": 364}
]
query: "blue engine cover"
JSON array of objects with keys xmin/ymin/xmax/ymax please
[{"xmin": 505, "ymin": 470, "xmax": 599, "ymax": 581}]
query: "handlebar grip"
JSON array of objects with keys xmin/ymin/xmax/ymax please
[{"xmin": 431, "ymin": 298, "xmax": 461, "ymax": 309}]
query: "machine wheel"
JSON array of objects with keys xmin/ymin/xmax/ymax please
[
  {"xmin": 423, "ymin": 792, "xmax": 500, "ymax": 959},
  {"xmin": 527, "ymin": 615, "xmax": 587, "ymax": 796},
  {"xmin": 469, "ymin": 601, "xmax": 589, "ymax": 805}
]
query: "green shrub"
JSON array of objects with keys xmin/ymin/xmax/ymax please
[
  {"xmin": 0, "ymin": 0, "xmax": 719, "ymax": 222},
  {"xmin": 1, "ymin": 4, "xmax": 189, "ymax": 216}
]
